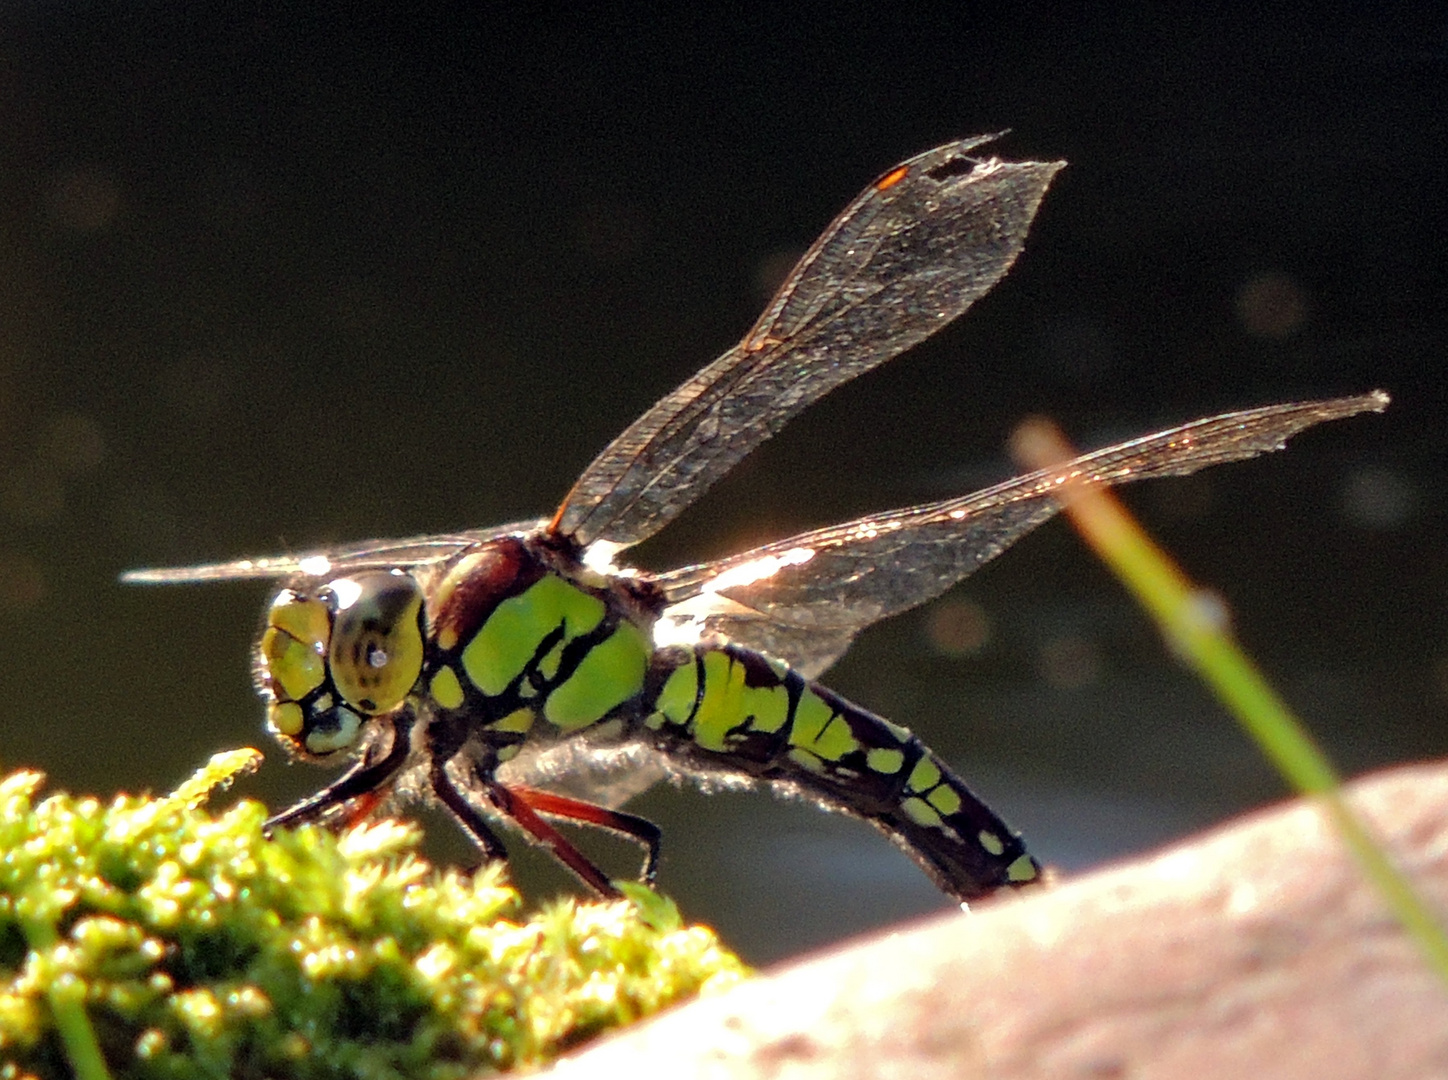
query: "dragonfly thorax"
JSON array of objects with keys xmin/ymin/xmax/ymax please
[
  {"xmin": 425, "ymin": 536, "xmax": 655, "ymax": 735},
  {"xmin": 257, "ymin": 570, "xmax": 425, "ymax": 759}
]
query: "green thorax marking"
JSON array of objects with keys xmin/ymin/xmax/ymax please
[
  {"xmin": 450, "ymin": 565, "xmax": 649, "ymax": 733},
  {"xmin": 543, "ymin": 620, "xmax": 648, "ymax": 730},
  {"xmin": 461, "ymin": 574, "xmax": 603, "ymax": 695}
]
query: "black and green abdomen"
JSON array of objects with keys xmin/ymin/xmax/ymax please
[{"xmin": 643, "ymin": 643, "xmax": 1039, "ymax": 902}]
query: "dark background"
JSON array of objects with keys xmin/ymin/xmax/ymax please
[{"xmin": 2, "ymin": 3, "xmax": 1443, "ymax": 963}]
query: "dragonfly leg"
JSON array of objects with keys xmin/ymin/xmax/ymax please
[
  {"xmin": 508, "ymin": 785, "xmax": 663, "ymax": 886},
  {"xmin": 428, "ymin": 758, "xmax": 510, "ymax": 865},
  {"xmin": 264, "ymin": 714, "xmax": 413, "ymax": 834},
  {"xmin": 478, "ymin": 778, "xmax": 625, "ymax": 900}
]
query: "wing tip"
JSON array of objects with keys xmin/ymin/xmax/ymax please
[{"xmin": 1299, "ymin": 388, "xmax": 1390, "ymax": 425}]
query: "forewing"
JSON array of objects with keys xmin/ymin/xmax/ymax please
[
  {"xmin": 653, "ymin": 393, "xmax": 1387, "ymax": 676},
  {"xmin": 120, "ymin": 520, "xmax": 546, "ymax": 584},
  {"xmin": 553, "ymin": 136, "xmax": 1065, "ymax": 551}
]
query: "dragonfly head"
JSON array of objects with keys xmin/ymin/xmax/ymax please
[{"xmin": 257, "ymin": 569, "xmax": 425, "ymax": 759}]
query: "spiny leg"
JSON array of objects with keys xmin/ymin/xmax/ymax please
[
  {"xmin": 481, "ymin": 779, "xmax": 625, "ymax": 899},
  {"xmin": 264, "ymin": 715, "xmax": 413, "ymax": 834},
  {"xmin": 429, "ymin": 758, "xmax": 624, "ymax": 899},
  {"xmin": 427, "ymin": 757, "xmax": 652, "ymax": 898},
  {"xmin": 508, "ymin": 785, "xmax": 663, "ymax": 885},
  {"xmin": 428, "ymin": 758, "xmax": 510, "ymax": 865}
]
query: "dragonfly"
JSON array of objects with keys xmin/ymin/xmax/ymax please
[{"xmin": 126, "ymin": 136, "xmax": 1386, "ymax": 903}]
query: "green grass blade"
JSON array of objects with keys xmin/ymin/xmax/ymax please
[{"xmin": 1012, "ymin": 417, "xmax": 1448, "ymax": 985}]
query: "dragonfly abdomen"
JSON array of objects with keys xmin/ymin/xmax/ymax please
[{"xmin": 644, "ymin": 642, "xmax": 1040, "ymax": 901}]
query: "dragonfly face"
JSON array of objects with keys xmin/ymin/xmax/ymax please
[
  {"xmin": 259, "ymin": 570, "xmax": 426, "ymax": 759},
  {"xmin": 125, "ymin": 136, "xmax": 1386, "ymax": 903}
]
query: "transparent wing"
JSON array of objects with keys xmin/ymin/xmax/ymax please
[
  {"xmin": 651, "ymin": 393, "xmax": 1388, "ymax": 677},
  {"xmin": 552, "ymin": 136, "xmax": 1065, "ymax": 551},
  {"xmin": 120, "ymin": 520, "xmax": 547, "ymax": 584}
]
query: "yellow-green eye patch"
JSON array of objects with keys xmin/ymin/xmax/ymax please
[
  {"xmin": 260, "ymin": 626, "xmax": 325, "ymax": 702},
  {"xmin": 268, "ymin": 589, "xmax": 332, "ymax": 648},
  {"xmin": 268, "ymin": 700, "xmax": 305, "ymax": 738},
  {"xmin": 260, "ymin": 592, "xmax": 331, "ymax": 702}
]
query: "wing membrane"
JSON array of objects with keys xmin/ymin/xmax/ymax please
[
  {"xmin": 553, "ymin": 136, "xmax": 1065, "ymax": 550},
  {"xmin": 652, "ymin": 393, "xmax": 1387, "ymax": 677}
]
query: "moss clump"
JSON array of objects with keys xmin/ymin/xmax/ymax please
[{"xmin": 0, "ymin": 751, "xmax": 745, "ymax": 1080}]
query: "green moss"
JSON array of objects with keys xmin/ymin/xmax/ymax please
[{"xmin": 0, "ymin": 751, "xmax": 746, "ymax": 1080}]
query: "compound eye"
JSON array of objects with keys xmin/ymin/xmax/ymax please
[{"xmin": 326, "ymin": 571, "xmax": 425, "ymax": 714}]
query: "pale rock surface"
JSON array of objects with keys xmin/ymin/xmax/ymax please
[{"xmin": 541, "ymin": 760, "xmax": 1448, "ymax": 1080}]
